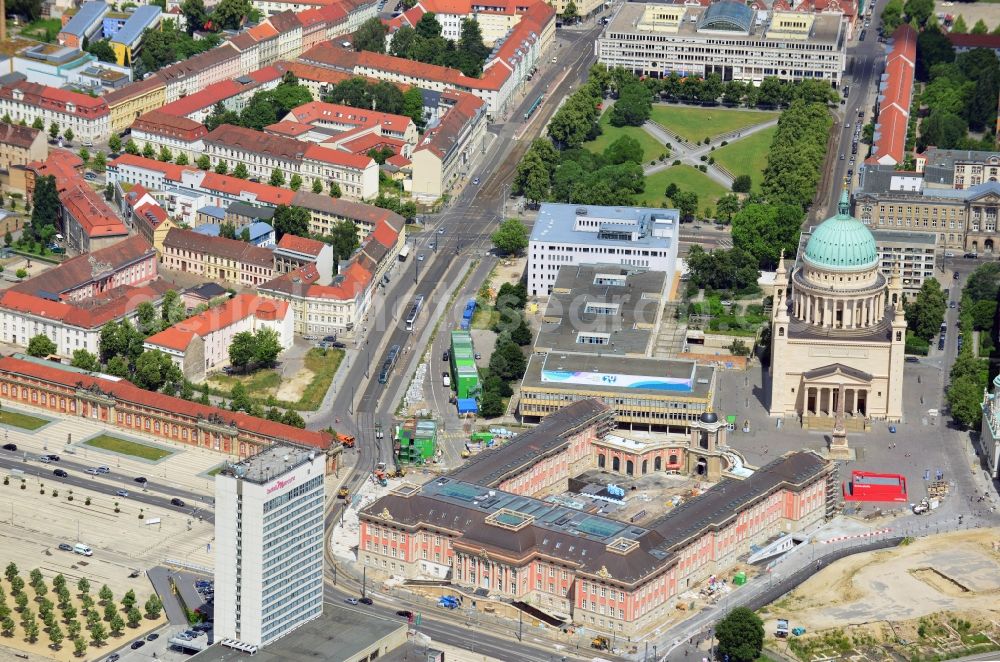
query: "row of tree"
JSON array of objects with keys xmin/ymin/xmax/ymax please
[
  {"xmin": 760, "ymin": 100, "xmax": 832, "ymax": 212},
  {"xmin": 479, "ymin": 282, "xmax": 531, "ymax": 417},
  {"xmin": 647, "ymin": 73, "xmax": 837, "ymax": 109},
  {"xmin": 946, "ymin": 263, "xmax": 1000, "ymax": 427},
  {"xmin": 135, "ymin": 21, "xmax": 222, "ymax": 75}
]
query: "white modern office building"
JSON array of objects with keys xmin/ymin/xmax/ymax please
[
  {"xmin": 214, "ymin": 445, "xmax": 326, "ymax": 648},
  {"xmin": 527, "ymin": 203, "xmax": 680, "ymax": 297},
  {"xmin": 597, "ymin": 1, "xmax": 846, "ymax": 86}
]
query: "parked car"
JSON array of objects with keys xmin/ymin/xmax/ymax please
[
  {"xmin": 442, "ymin": 349, "xmax": 449, "ymax": 361},
  {"xmin": 1, "ymin": 443, "xmax": 16, "ymax": 451},
  {"xmin": 134, "ymin": 476, "xmax": 148, "ymax": 484},
  {"xmin": 344, "ymin": 598, "xmax": 359, "ymax": 605},
  {"xmin": 130, "ymin": 640, "xmax": 145, "ymax": 650},
  {"xmin": 170, "ymin": 498, "xmax": 185, "ymax": 507},
  {"xmin": 105, "ymin": 655, "xmax": 120, "ymax": 662},
  {"xmin": 396, "ymin": 610, "xmax": 414, "ymax": 619},
  {"xmin": 146, "ymin": 633, "xmax": 159, "ymax": 641},
  {"xmin": 58, "ymin": 543, "xmax": 73, "ymax": 552},
  {"xmin": 322, "ymin": 335, "xmax": 337, "ymax": 343},
  {"xmin": 53, "ymin": 469, "xmax": 68, "ymax": 478}
]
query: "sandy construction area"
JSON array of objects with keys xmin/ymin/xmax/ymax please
[{"xmin": 763, "ymin": 529, "xmax": 1000, "ymax": 633}]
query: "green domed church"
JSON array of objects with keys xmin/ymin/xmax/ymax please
[{"xmin": 769, "ymin": 190, "xmax": 906, "ymax": 428}]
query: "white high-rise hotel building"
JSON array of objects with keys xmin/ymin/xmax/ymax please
[{"xmin": 214, "ymin": 445, "xmax": 326, "ymax": 648}]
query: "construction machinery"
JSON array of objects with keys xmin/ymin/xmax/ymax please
[
  {"xmin": 591, "ymin": 636, "xmax": 610, "ymax": 651},
  {"xmin": 374, "ymin": 462, "xmax": 388, "ymax": 487},
  {"xmin": 337, "ymin": 433, "xmax": 356, "ymax": 448},
  {"xmin": 337, "ymin": 487, "xmax": 349, "ymax": 499}
]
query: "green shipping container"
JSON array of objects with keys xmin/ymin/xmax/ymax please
[{"xmin": 450, "ymin": 330, "xmax": 481, "ymax": 399}]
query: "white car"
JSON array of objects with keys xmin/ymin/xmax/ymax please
[{"xmin": 417, "ymin": 254, "xmax": 425, "ymax": 261}]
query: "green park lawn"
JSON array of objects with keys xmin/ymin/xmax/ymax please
[
  {"xmin": 0, "ymin": 410, "xmax": 49, "ymax": 430},
  {"xmin": 84, "ymin": 434, "xmax": 173, "ymax": 461},
  {"xmin": 640, "ymin": 165, "xmax": 729, "ymax": 212},
  {"xmin": 649, "ymin": 105, "xmax": 779, "ymax": 143},
  {"xmin": 711, "ymin": 126, "xmax": 777, "ymax": 193},
  {"xmin": 585, "ymin": 109, "xmax": 669, "ymax": 164}
]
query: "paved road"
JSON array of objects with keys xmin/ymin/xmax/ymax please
[
  {"xmin": 0, "ymin": 454, "xmax": 214, "ymax": 523},
  {"xmin": 814, "ymin": 0, "xmax": 885, "ymax": 222}
]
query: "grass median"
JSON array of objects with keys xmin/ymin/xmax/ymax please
[
  {"xmin": 0, "ymin": 410, "xmax": 49, "ymax": 431},
  {"xmin": 84, "ymin": 434, "xmax": 173, "ymax": 461}
]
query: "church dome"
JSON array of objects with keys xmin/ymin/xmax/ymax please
[{"xmin": 803, "ymin": 189, "xmax": 878, "ymax": 271}]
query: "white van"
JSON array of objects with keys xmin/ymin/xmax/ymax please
[{"xmin": 73, "ymin": 543, "xmax": 92, "ymax": 556}]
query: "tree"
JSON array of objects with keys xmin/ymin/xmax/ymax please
[
  {"xmin": 561, "ymin": 0, "xmax": 577, "ymax": 22},
  {"xmin": 272, "ymin": 204, "xmax": 310, "ymax": 238},
  {"xmin": 603, "ymin": 135, "xmax": 644, "ymax": 165},
  {"xmin": 141, "ymin": 142, "xmax": 154, "ymax": 159},
  {"xmin": 716, "ymin": 607, "xmax": 765, "ymax": 662},
  {"xmin": 27, "ymin": 334, "xmax": 56, "ymax": 358},
  {"xmin": 62, "ymin": 605, "xmax": 77, "ymax": 623},
  {"xmin": 479, "ymin": 389, "xmax": 504, "ymax": 417},
  {"xmin": 918, "ymin": 111, "xmax": 968, "ymax": 150},
  {"xmin": 731, "ymin": 203, "xmax": 804, "ymax": 269},
  {"xmin": 5, "ymin": 562, "xmax": 19, "ymax": 583},
  {"xmin": 144, "ymin": 595, "xmax": 163, "ymax": 620},
  {"xmin": 126, "ymin": 607, "xmax": 142, "ymax": 628},
  {"xmin": 120, "ymin": 589, "xmax": 136, "ymax": 612},
  {"xmin": 513, "ymin": 152, "xmax": 549, "ymax": 203},
  {"xmin": 23, "ymin": 619, "xmax": 39, "ymax": 643},
  {"xmin": 89, "ymin": 621, "xmax": 107, "ymax": 645},
  {"xmin": 214, "ymin": 160, "xmax": 228, "ymax": 175},
  {"xmin": 175, "ymin": 152, "xmax": 189, "ymax": 166},
  {"xmin": 92, "ymin": 150, "xmax": 106, "ymax": 171},
  {"xmin": 31, "ymin": 174, "xmax": 60, "ymax": 231},
  {"xmin": 158, "ymin": 146, "xmax": 173, "ymax": 162},
  {"xmin": 311, "ymin": 179, "xmax": 324, "ymax": 194},
  {"xmin": 354, "ymin": 17, "xmax": 387, "ymax": 53},
  {"xmin": 124, "ymin": 139, "xmax": 139, "ymax": 155},
  {"xmin": 86, "ymin": 39, "xmax": 117, "ymax": 63},
  {"xmin": 69, "ymin": 349, "xmax": 100, "ymax": 373},
  {"xmin": 64, "ymin": 128, "xmax": 74, "ymax": 143},
  {"xmin": 227, "ymin": 162, "xmax": 248, "ymax": 180},
  {"xmin": 0, "ymin": 616, "xmax": 13, "ymax": 636},
  {"xmin": 490, "ymin": 219, "xmax": 529, "ymax": 256},
  {"xmin": 229, "ymin": 331, "xmax": 256, "ymax": 371},
  {"xmin": 48, "ymin": 123, "xmax": 59, "ymax": 140},
  {"xmin": 181, "ymin": 0, "xmax": 209, "ymax": 33},
  {"xmin": 48, "ymin": 622, "xmax": 63, "ymax": 649},
  {"xmin": 903, "ymin": 0, "xmax": 933, "ymax": 25},
  {"xmin": 916, "ymin": 27, "xmax": 955, "ymax": 81},
  {"xmin": 269, "ymin": 168, "xmax": 285, "ymax": 187},
  {"xmin": 904, "ymin": 277, "xmax": 947, "ymax": 341},
  {"xmin": 957, "ymin": 48, "xmax": 1000, "ymax": 131},
  {"xmin": 325, "ymin": 219, "xmax": 360, "ymax": 261},
  {"xmin": 132, "ymin": 350, "xmax": 180, "ymax": 392},
  {"xmin": 716, "ymin": 194, "xmax": 741, "ymax": 223},
  {"xmin": 610, "ymin": 81, "xmax": 653, "ymax": 127},
  {"xmin": 109, "ymin": 613, "xmax": 125, "ymax": 635},
  {"xmin": 511, "ymin": 317, "xmax": 533, "ymax": 345},
  {"xmin": 289, "ymin": 173, "xmax": 303, "ymax": 191},
  {"xmin": 76, "ymin": 578, "xmax": 90, "ymax": 597},
  {"xmin": 98, "ymin": 585, "xmax": 113, "ymax": 605},
  {"xmin": 952, "ymin": 14, "xmax": 968, "ymax": 33},
  {"xmin": 281, "ymin": 409, "xmax": 306, "ymax": 428},
  {"xmin": 220, "ymin": 220, "xmax": 238, "ymax": 240},
  {"xmin": 212, "ymin": 0, "xmax": 251, "ymax": 30},
  {"xmin": 671, "ymin": 190, "xmax": 699, "ymax": 220},
  {"xmin": 330, "ymin": 182, "xmax": 342, "ymax": 198},
  {"xmin": 881, "ymin": 0, "xmax": 903, "ymax": 32}
]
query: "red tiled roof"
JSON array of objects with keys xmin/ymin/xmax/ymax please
[
  {"xmin": 0, "ymin": 81, "xmax": 108, "ymax": 119},
  {"xmin": 158, "ymin": 80, "xmax": 246, "ymax": 118},
  {"xmin": 339, "ymin": 132, "xmax": 404, "ymax": 155},
  {"xmin": 248, "ymin": 65, "xmax": 283, "ymax": 84},
  {"xmin": 145, "ymin": 293, "xmax": 289, "ymax": 351},
  {"xmin": 415, "ymin": 91, "xmax": 483, "ymax": 159},
  {"xmin": 0, "ymin": 281, "xmax": 172, "ymax": 329},
  {"xmin": 277, "ymin": 233, "xmax": 327, "ymax": 256},
  {"xmin": 134, "ymin": 202, "xmax": 169, "ymax": 229},
  {"xmin": 947, "ymin": 33, "xmax": 1000, "ymax": 50},
  {"xmin": 0, "ymin": 121, "xmax": 41, "ymax": 149},
  {"xmin": 204, "ymin": 124, "xmax": 309, "ymax": 161},
  {"xmin": 199, "ymin": 172, "xmax": 296, "ymax": 206},
  {"xmin": 385, "ymin": 153, "xmax": 411, "ymax": 168},
  {"xmin": 287, "ymin": 101, "xmax": 413, "ymax": 135},
  {"xmin": 0, "ymin": 355, "xmax": 331, "ymax": 450},
  {"xmin": 108, "ymin": 154, "xmax": 194, "ymax": 181},
  {"xmin": 132, "ymin": 110, "xmax": 208, "ymax": 141},
  {"xmin": 874, "ymin": 106, "xmax": 908, "ymax": 165},
  {"xmin": 290, "ymin": 190, "xmax": 404, "ymax": 229},
  {"xmin": 370, "ymin": 217, "xmax": 399, "ymax": 249},
  {"xmin": 61, "ymin": 184, "xmax": 128, "ymax": 238},
  {"xmin": 11, "ymin": 235, "xmax": 155, "ymax": 298},
  {"xmin": 273, "ymin": 60, "xmax": 355, "ymax": 86},
  {"xmin": 302, "ymin": 143, "xmax": 374, "ymax": 170},
  {"xmin": 264, "ymin": 120, "xmax": 316, "ymax": 137}
]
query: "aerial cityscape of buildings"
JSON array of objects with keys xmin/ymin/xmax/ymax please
[{"xmin": 0, "ymin": 0, "xmax": 998, "ymax": 659}]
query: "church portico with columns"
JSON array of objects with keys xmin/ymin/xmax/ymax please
[{"xmin": 770, "ymin": 189, "xmax": 907, "ymax": 429}]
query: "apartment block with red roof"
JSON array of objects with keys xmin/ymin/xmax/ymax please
[
  {"xmin": 0, "ymin": 355, "xmax": 337, "ymax": 469},
  {"xmin": 0, "ymin": 280, "xmax": 174, "ymax": 358},
  {"xmin": 411, "ymin": 90, "xmax": 487, "ymax": 199},
  {"xmin": 155, "ymin": 68, "xmax": 284, "ymax": 124},
  {"xmin": 159, "ymin": 43, "xmax": 243, "ymax": 103},
  {"xmin": 10, "ymin": 234, "xmax": 157, "ymax": 304},
  {"xmin": 0, "ymin": 122, "xmax": 48, "ymax": 194},
  {"xmin": 273, "ymin": 233, "xmax": 334, "ymax": 278},
  {"xmin": 202, "ymin": 124, "xmax": 379, "ymax": 199},
  {"xmin": 258, "ymin": 213, "xmax": 403, "ymax": 337},
  {"xmin": 162, "ymin": 227, "xmax": 276, "ymax": 288},
  {"xmin": 130, "ymin": 110, "xmax": 209, "ymax": 162},
  {"xmin": 283, "ymin": 101, "xmax": 419, "ymax": 147},
  {"xmin": 272, "ymin": 61, "xmax": 353, "ymax": 100},
  {"xmin": 144, "ymin": 293, "xmax": 293, "ymax": 381},
  {"xmin": 0, "ymin": 80, "xmax": 110, "ymax": 143}
]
